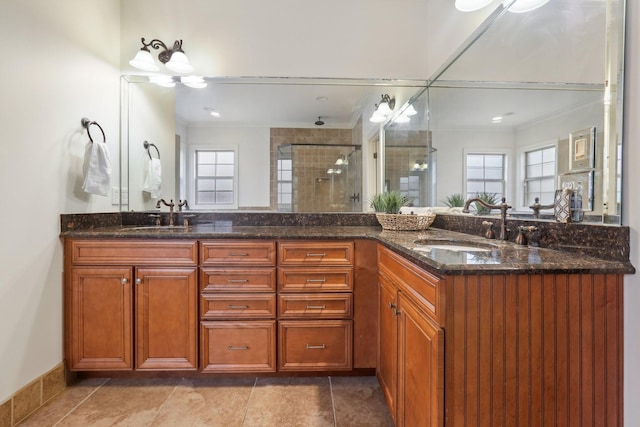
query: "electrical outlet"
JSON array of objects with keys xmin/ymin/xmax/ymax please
[{"xmin": 111, "ymin": 187, "xmax": 120, "ymax": 205}]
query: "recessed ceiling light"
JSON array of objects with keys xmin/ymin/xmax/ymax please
[
  {"xmin": 316, "ymin": 96, "xmax": 328, "ymax": 102},
  {"xmin": 492, "ymin": 116, "xmax": 503, "ymax": 123},
  {"xmin": 204, "ymin": 107, "xmax": 221, "ymax": 117}
]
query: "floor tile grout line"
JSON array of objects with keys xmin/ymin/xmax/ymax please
[
  {"xmin": 240, "ymin": 377, "xmax": 258, "ymax": 426},
  {"xmin": 148, "ymin": 377, "xmax": 181, "ymax": 425},
  {"xmin": 52, "ymin": 377, "xmax": 111, "ymax": 427},
  {"xmin": 329, "ymin": 376, "xmax": 338, "ymax": 427}
]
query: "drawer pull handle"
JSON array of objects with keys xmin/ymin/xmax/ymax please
[
  {"xmin": 306, "ymin": 305, "xmax": 326, "ymax": 309},
  {"xmin": 227, "ymin": 279, "xmax": 249, "ymax": 283},
  {"xmin": 306, "ymin": 278, "xmax": 327, "ymax": 283},
  {"xmin": 228, "ymin": 305, "xmax": 249, "ymax": 309},
  {"xmin": 227, "ymin": 345, "xmax": 249, "ymax": 350},
  {"xmin": 306, "ymin": 253, "xmax": 326, "ymax": 257},
  {"xmin": 228, "ymin": 253, "xmax": 249, "ymax": 257},
  {"xmin": 306, "ymin": 344, "xmax": 326, "ymax": 350},
  {"xmin": 388, "ymin": 302, "xmax": 396, "ymax": 309}
]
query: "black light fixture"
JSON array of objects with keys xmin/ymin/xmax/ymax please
[
  {"xmin": 369, "ymin": 94, "xmax": 396, "ymax": 123},
  {"xmin": 129, "ymin": 38, "xmax": 194, "ymax": 74}
]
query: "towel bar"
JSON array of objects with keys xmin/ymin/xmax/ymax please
[
  {"xmin": 143, "ymin": 141, "xmax": 161, "ymax": 159},
  {"xmin": 81, "ymin": 117, "xmax": 106, "ymax": 143}
]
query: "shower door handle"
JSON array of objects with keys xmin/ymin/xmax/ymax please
[{"xmin": 350, "ymin": 193, "xmax": 360, "ymax": 202}]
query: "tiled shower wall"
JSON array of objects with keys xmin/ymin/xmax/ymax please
[{"xmin": 270, "ymin": 127, "xmax": 357, "ymax": 212}]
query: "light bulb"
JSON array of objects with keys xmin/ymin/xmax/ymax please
[
  {"xmin": 165, "ymin": 51, "xmax": 194, "ymax": 74},
  {"xmin": 129, "ymin": 50, "xmax": 159, "ymax": 72},
  {"xmin": 455, "ymin": 0, "xmax": 494, "ymax": 12}
]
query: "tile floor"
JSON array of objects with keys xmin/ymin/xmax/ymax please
[{"xmin": 17, "ymin": 376, "xmax": 394, "ymax": 426}]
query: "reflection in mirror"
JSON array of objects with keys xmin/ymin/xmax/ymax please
[
  {"xmin": 387, "ymin": 0, "xmax": 625, "ymax": 224},
  {"xmin": 120, "ymin": 77, "xmax": 424, "ymax": 213}
]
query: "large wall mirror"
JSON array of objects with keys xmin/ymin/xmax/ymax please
[
  {"xmin": 383, "ymin": 0, "xmax": 625, "ymax": 224},
  {"xmin": 121, "ymin": 0, "xmax": 625, "ymax": 224}
]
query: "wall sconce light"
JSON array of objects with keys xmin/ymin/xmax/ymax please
[
  {"xmin": 455, "ymin": 0, "xmax": 549, "ymax": 13},
  {"xmin": 504, "ymin": 0, "xmax": 550, "ymax": 13},
  {"xmin": 412, "ymin": 160, "xmax": 429, "ymax": 171},
  {"xmin": 129, "ymin": 38, "xmax": 194, "ymax": 74},
  {"xmin": 455, "ymin": 0, "xmax": 493, "ymax": 12},
  {"xmin": 335, "ymin": 155, "xmax": 348, "ymax": 166},
  {"xmin": 369, "ymin": 94, "xmax": 396, "ymax": 123}
]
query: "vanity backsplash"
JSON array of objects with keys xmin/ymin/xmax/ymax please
[{"xmin": 60, "ymin": 211, "xmax": 631, "ymax": 264}]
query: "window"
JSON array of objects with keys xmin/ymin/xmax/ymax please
[
  {"xmin": 194, "ymin": 149, "xmax": 236, "ymax": 208},
  {"xmin": 465, "ymin": 153, "xmax": 505, "ymax": 199},
  {"xmin": 523, "ymin": 146, "xmax": 556, "ymax": 206},
  {"xmin": 277, "ymin": 158, "xmax": 293, "ymax": 212}
]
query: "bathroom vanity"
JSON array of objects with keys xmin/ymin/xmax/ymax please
[{"xmin": 60, "ymin": 217, "xmax": 633, "ymax": 427}]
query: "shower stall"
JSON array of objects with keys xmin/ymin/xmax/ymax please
[{"xmin": 277, "ymin": 144, "xmax": 362, "ymax": 212}]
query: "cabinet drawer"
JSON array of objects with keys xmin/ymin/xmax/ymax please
[
  {"xmin": 278, "ymin": 268, "xmax": 353, "ymax": 292},
  {"xmin": 201, "ymin": 293, "xmax": 276, "ymax": 319},
  {"xmin": 378, "ymin": 245, "xmax": 443, "ymax": 323},
  {"xmin": 278, "ymin": 241, "xmax": 354, "ymax": 266},
  {"xmin": 200, "ymin": 321, "xmax": 276, "ymax": 372},
  {"xmin": 201, "ymin": 268, "xmax": 276, "ymax": 292},
  {"xmin": 68, "ymin": 240, "xmax": 197, "ymax": 265},
  {"xmin": 278, "ymin": 293, "xmax": 353, "ymax": 319},
  {"xmin": 201, "ymin": 240, "xmax": 276, "ymax": 266},
  {"xmin": 278, "ymin": 320, "xmax": 352, "ymax": 371}
]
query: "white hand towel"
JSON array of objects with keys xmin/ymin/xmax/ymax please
[
  {"xmin": 143, "ymin": 158, "xmax": 162, "ymax": 199},
  {"xmin": 82, "ymin": 141, "xmax": 112, "ymax": 196}
]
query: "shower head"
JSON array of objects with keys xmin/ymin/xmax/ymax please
[{"xmin": 315, "ymin": 116, "xmax": 325, "ymax": 126}]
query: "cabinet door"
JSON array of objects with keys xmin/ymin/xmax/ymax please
[
  {"xmin": 377, "ymin": 272, "xmax": 398, "ymax": 422},
  {"xmin": 67, "ymin": 267, "xmax": 133, "ymax": 370},
  {"xmin": 397, "ymin": 292, "xmax": 444, "ymax": 427},
  {"xmin": 135, "ymin": 267, "xmax": 198, "ymax": 370}
]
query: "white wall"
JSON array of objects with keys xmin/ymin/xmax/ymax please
[
  {"xmin": 120, "ymin": 0, "xmax": 437, "ymax": 79},
  {"xmin": 623, "ymin": 1, "xmax": 640, "ymax": 424},
  {"xmin": 0, "ymin": 1, "xmax": 121, "ymax": 402},
  {"xmin": 433, "ymin": 128, "xmax": 515, "ymax": 204},
  {"xmin": 185, "ymin": 126, "xmax": 271, "ymax": 208}
]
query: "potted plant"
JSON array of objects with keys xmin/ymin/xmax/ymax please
[
  {"xmin": 370, "ymin": 191, "xmax": 435, "ymax": 231},
  {"xmin": 442, "ymin": 193, "xmax": 465, "ymax": 208},
  {"xmin": 370, "ymin": 191, "xmax": 410, "ymax": 214},
  {"xmin": 473, "ymin": 192, "xmax": 499, "ymax": 214}
]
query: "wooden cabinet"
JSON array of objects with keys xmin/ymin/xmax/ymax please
[
  {"xmin": 377, "ymin": 270, "xmax": 398, "ymax": 423},
  {"xmin": 277, "ymin": 241, "xmax": 354, "ymax": 371},
  {"xmin": 135, "ymin": 267, "xmax": 198, "ymax": 370},
  {"xmin": 64, "ymin": 239, "xmax": 198, "ymax": 371},
  {"xmin": 199, "ymin": 240, "xmax": 277, "ymax": 373},
  {"xmin": 377, "ymin": 244, "xmax": 625, "ymax": 427},
  {"xmin": 66, "ymin": 267, "xmax": 133, "ymax": 370},
  {"xmin": 377, "ymin": 248, "xmax": 444, "ymax": 427},
  {"xmin": 397, "ymin": 292, "xmax": 443, "ymax": 427}
]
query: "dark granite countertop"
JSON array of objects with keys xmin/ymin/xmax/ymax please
[{"xmin": 61, "ymin": 224, "xmax": 635, "ymax": 276}]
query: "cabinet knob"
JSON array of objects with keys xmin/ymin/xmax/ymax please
[
  {"xmin": 388, "ymin": 302, "xmax": 396, "ymax": 309},
  {"xmin": 121, "ymin": 278, "xmax": 128, "ymax": 285},
  {"xmin": 392, "ymin": 308, "xmax": 400, "ymax": 316},
  {"xmin": 135, "ymin": 278, "xmax": 142, "ymax": 285}
]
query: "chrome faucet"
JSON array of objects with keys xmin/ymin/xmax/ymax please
[
  {"xmin": 529, "ymin": 197, "xmax": 555, "ymax": 219},
  {"xmin": 462, "ymin": 197, "xmax": 512, "ymax": 240},
  {"xmin": 155, "ymin": 199, "xmax": 175, "ymax": 226}
]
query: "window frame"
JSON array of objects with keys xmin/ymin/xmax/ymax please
[
  {"xmin": 463, "ymin": 151, "xmax": 507, "ymax": 202},
  {"xmin": 187, "ymin": 145, "xmax": 239, "ymax": 210},
  {"xmin": 516, "ymin": 139, "xmax": 558, "ymax": 211}
]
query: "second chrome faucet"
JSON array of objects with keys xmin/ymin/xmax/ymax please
[{"xmin": 462, "ymin": 196, "xmax": 512, "ymax": 240}]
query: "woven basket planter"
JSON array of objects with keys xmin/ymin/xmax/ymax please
[{"xmin": 375, "ymin": 213, "xmax": 436, "ymax": 231}]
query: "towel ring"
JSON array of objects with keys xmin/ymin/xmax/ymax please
[
  {"xmin": 81, "ymin": 118, "xmax": 106, "ymax": 144},
  {"xmin": 143, "ymin": 141, "xmax": 161, "ymax": 159}
]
